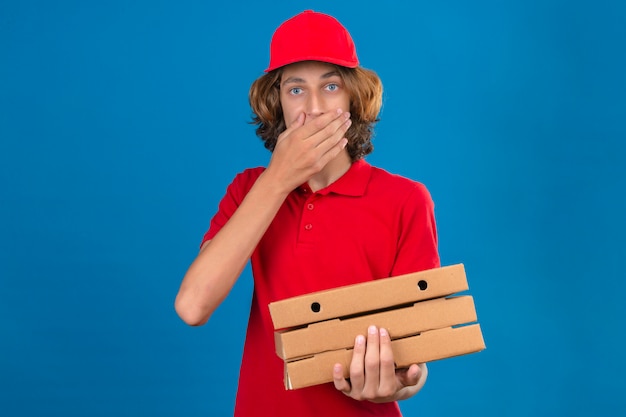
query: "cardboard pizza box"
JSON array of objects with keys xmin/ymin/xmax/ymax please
[
  {"xmin": 269, "ymin": 264, "xmax": 468, "ymax": 330},
  {"xmin": 284, "ymin": 324, "xmax": 485, "ymax": 390},
  {"xmin": 275, "ymin": 296, "xmax": 477, "ymax": 360}
]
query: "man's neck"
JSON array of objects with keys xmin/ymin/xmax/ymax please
[{"xmin": 307, "ymin": 150, "xmax": 352, "ymax": 192}]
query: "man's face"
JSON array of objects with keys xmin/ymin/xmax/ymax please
[{"xmin": 279, "ymin": 61, "xmax": 351, "ymax": 128}]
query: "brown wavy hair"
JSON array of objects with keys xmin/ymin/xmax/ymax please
[{"xmin": 248, "ymin": 65, "xmax": 383, "ymax": 161}]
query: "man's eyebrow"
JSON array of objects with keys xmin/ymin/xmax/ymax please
[
  {"xmin": 281, "ymin": 71, "xmax": 342, "ymax": 87},
  {"xmin": 320, "ymin": 70, "xmax": 341, "ymax": 79},
  {"xmin": 281, "ymin": 76, "xmax": 305, "ymax": 86}
]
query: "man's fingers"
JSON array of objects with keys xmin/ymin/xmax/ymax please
[
  {"xmin": 377, "ymin": 328, "xmax": 398, "ymax": 396},
  {"xmin": 276, "ymin": 112, "xmax": 305, "ymax": 145},
  {"xmin": 335, "ymin": 327, "xmax": 428, "ymax": 402},
  {"xmin": 348, "ymin": 334, "xmax": 366, "ymax": 392},
  {"xmin": 277, "ymin": 109, "xmax": 349, "ymax": 152},
  {"xmin": 306, "ymin": 113, "xmax": 351, "ymax": 170},
  {"xmin": 294, "ymin": 109, "xmax": 350, "ymax": 144},
  {"xmin": 396, "ymin": 364, "xmax": 421, "ymax": 387},
  {"xmin": 310, "ymin": 111, "xmax": 351, "ymax": 147},
  {"xmin": 332, "ymin": 364, "xmax": 351, "ymax": 394},
  {"xmin": 414, "ymin": 363, "xmax": 428, "ymax": 390},
  {"xmin": 362, "ymin": 325, "xmax": 381, "ymax": 397}
]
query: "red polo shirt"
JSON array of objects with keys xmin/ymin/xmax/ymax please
[{"xmin": 202, "ymin": 159, "xmax": 440, "ymax": 417}]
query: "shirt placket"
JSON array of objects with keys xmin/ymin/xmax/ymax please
[{"xmin": 298, "ymin": 185, "xmax": 319, "ymax": 246}]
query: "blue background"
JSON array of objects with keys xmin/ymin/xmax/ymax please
[{"xmin": 1, "ymin": 0, "xmax": 625, "ymax": 415}]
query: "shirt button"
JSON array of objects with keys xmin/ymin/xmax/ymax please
[
  {"xmin": 304, "ymin": 224, "xmax": 313, "ymax": 230},
  {"xmin": 307, "ymin": 203, "xmax": 314, "ymax": 210}
]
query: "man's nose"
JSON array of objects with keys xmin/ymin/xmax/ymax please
[{"xmin": 305, "ymin": 91, "xmax": 324, "ymax": 118}]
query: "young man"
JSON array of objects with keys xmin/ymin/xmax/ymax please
[{"xmin": 175, "ymin": 10, "xmax": 440, "ymax": 416}]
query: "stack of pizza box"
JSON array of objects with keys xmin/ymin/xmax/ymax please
[{"xmin": 268, "ymin": 264, "xmax": 485, "ymax": 390}]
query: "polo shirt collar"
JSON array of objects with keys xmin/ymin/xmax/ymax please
[{"xmin": 307, "ymin": 159, "xmax": 372, "ymax": 197}]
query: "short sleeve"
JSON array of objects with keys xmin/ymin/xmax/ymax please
[
  {"xmin": 390, "ymin": 182, "xmax": 440, "ymax": 276},
  {"xmin": 200, "ymin": 167, "xmax": 265, "ymax": 247}
]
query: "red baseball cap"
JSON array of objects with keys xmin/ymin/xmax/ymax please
[{"xmin": 264, "ymin": 10, "xmax": 359, "ymax": 72}]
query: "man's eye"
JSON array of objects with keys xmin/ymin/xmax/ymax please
[
  {"xmin": 326, "ymin": 84, "xmax": 339, "ymax": 91},
  {"xmin": 290, "ymin": 87, "xmax": 303, "ymax": 95}
]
